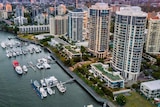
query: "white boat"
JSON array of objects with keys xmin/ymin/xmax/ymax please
[
  {"xmin": 37, "ymin": 58, "xmax": 48, "ymax": 63},
  {"xmin": 6, "ymin": 52, "xmax": 12, "ymax": 58},
  {"xmin": 45, "ymin": 76, "xmax": 58, "ymax": 87},
  {"xmin": 39, "ymin": 87, "xmax": 47, "ymax": 98},
  {"xmin": 15, "ymin": 66, "xmax": 23, "ymax": 75},
  {"xmin": 12, "ymin": 52, "xmax": 16, "ymax": 57},
  {"xmin": 43, "ymin": 62, "xmax": 51, "ymax": 69},
  {"xmin": 33, "ymin": 80, "xmax": 40, "ymax": 88},
  {"xmin": 16, "ymin": 51, "xmax": 20, "ymax": 56},
  {"xmin": 22, "ymin": 65, "xmax": 28, "ymax": 72},
  {"xmin": 46, "ymin": 87, "xmax": 53, "ymax": 95},
  {"xmin": 1, "ymin": 42, "xmax": 6, "ymax": 48},
  {"xmin": 56, "ymin": 82, "xmax": 66, "ymax": 93},
  {"xmin": 36, "ymin": 63, "xmax": 44, "ymax": 69},
  {"xmin": 40, "ymin": 79, "xmax": 47, "ymax": 87},
  {"xmin": 19, "ymin": 50, "xmax": 23, "ymax": 55}
]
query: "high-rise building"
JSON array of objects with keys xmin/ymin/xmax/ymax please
[
  {"xmin": 68, "ymin": 9, "xmax": 84, "ymax": 42},
  {"xmin": 50, "ymin": 15, "xmax": 68, "ymax": 36},
  {"xmin": 57, "ymin": 4, "xmax": 66, "ymax": 15},
  {"xmin": 88, "ymin": 3, "xmax": 111, "ymax": 58},
  {"xmin": 112, "ymin": 6, "xmax": 147, "ymax": 81},
  {"xmin": 5, "ymin": 3, "xmax": 12, "ymax": 12},
  {"xmin": 146, "ymin": 15, "xmax": 160, "ymax": 54},
  {"xmin": 15, "ymin": 5, "xmax": 24, "ymax": 17}
]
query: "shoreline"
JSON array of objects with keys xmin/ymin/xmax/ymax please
[{"xmin": 6, "ymin": 32, "xmax": 113, "ymax": 107}]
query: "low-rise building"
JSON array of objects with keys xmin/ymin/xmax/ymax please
[
  {"xmin": 140, "ymin": 80, "xmax": 160, "ymax": 98},
  {"xmin": 90, "ymin": 63, "xmax": 124, "ymax": 89},
  {"xmin": 19, "ymin": 25, "xmax": 49, "ymax": 34},
  {"xmin": 0, "ymin": 10, "xmax": 8, "ymax": 19},
  {"xmin": 63, "ymin": 45, "xmax": 82, "ymax": 59},
  {"xmin": 14, "ymin": 16, "xmax": 28, "ymax": 25}
]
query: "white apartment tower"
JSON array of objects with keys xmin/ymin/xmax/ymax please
[
  {"xmin": 146, "ymin": 16, "xmax": 160, "ymax": 54},
  {"xmin": 88, "ymin": 3, "xmax": 111, "ymax": 58},
  {"xmin": 112, "ymin": 6, "xmax": 147, "ymax": 81}
]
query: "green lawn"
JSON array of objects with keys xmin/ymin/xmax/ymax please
[{"xmin": 125, "ymin": 92, "xmax": 156, "ymax": 107}]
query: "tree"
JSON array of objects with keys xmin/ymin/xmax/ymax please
[{"xmin": 116, "ymin": 94, "xmax": 127, "ymax": 106}]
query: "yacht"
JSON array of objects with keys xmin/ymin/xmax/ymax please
[
  {"xmin": 33, "ymin": 80, "xmax": 40, "ymax": 88},
  {"xmin": 45, "ymin": 76, "xmax": 58, "ymax": 87},
  {"xmin": 43, "ymin": 62, "xmax": 51, "ymax": 69},
  {"xmin": 15, "ymin": 66, "xmax": 23, "ymax": 75},
  {"xmin": 36, "ymin": 63, "xmax": 44, "ymax": 69},
  {"xmin": 56, "ymin": 82, "xmax": 66, "ymax": 93},
  {"xmin": 1, "ymin": 42, "xmax": 6, "ymax": 48},
  {"xmin": 39, "ymin": 87, "xmax": 47, "ymax": 98},
  {"xmin": 46, "ymin": 87, "xmax": 53, "ymax": 95},
  {"xmin": 12, "ymin": 60, "xmax": 19, "ymax": 68},
  {"xmin": 40, "ymin": 79, "xmax": 47, "ymax": 87},
  {"xmin": 22, "ymin": 65, "xmax": 28, "ymax": 72}
]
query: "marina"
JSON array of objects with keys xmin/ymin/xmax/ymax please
[
  {"xmin": 31, "ymin": 75, "xmax": 70, "ymax": 99},
  {"xmin": 0, "ymin": 32, "xmax": 102, "ymax": 107}
]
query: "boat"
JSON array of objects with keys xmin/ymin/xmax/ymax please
[
  {"xmin": 39, "ymin": 87, "xmax": 47, "ymax": 98},
  {"xmin": 22, "ymin": 65, "xmax": 28, "ymax": 72},
  {"xmin": 43, "ymin": 62, "xmax": 51, "ymax": 69},
  {"xmin": 15, "ymin": 66, "xmax": 23, "ymax": 75},
  {"xmin": 46, "ymin": 87, "xmax": 53, "ymax": 95},
  {"xmin": 6, "ymin": 52, "xmax": 12, "ymax": 58},
  {"xmin": 84, "ymin": 105, "xmax": 94, "ymax": 107},
  {"xmin": 12, "ymin": 52, "xmax": 16, "ymax": 57},
  {"xmin": 33, "ymin": 80, "xmax": 40, "ymax": 88},
  {"xmin": 36, "ymin": 63, "xmax": 44, "ymax": 69},
  {"xmin": 44, "ymin": 76, "xmax": 58, "ymax": 87},
  {"xmin": 56, "ymin": 82, "xmax": 66, "ymax": 93},
  {"xmin": 12, "ymin": 60, "xmax": 19, "ymax": 68},
  {"xmin": 40, "ymin": 79, "xmax": 47, "ymax": 87},
  {"xmin": 1, "ymin": 42, "xmax": 6, "ymax": 48},
  {"xmin": 31, "ymin": 80, "xmax": 42, "ymax": 99}
]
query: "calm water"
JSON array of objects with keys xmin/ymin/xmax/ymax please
[{"xmin": 0, "ymin": 32, "xmax": 102, "ymax": 107}]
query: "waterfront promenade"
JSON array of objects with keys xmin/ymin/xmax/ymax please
[{"xmin": 16, "ymin": 36, "xmax": 116, "ymax": 107}]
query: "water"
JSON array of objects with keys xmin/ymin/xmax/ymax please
[{"xmin": 0, "ymin": 32, "xmax": 102, "ymax": 107}]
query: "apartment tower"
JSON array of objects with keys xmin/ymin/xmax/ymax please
[
  {"xmin": 112, "ymin": 6, "xmax": 147, "ymax": 81},
  {"xmin": 88, "ymin": 3, "xmax": 111, "ymax": 58},
  {"xmin": 146, "ymin": 15, "xmax": 160, "ymax": 54}
]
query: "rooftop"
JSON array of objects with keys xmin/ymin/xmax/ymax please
[
  {"xmin": 141, "ymin": 80, "xmax": 160, "ymax": 91},
  {"xmin": 116, "ymin": 6, "xmax": 147, "ymax": 17},
  {"xmin": 72, "ymin": 8, "xmax": 83, "ymax": 12},
  {"xmin": 92, "ymin": 63, "xmax": 122, "ymax": 81},
  {"xmin": 64, "ymin": 45, "xmax": 81, "ymax": 54}
]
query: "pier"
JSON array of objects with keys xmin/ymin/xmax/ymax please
[{"xmin": 28, "ymin": 61, "xmax": 36, "ymax": 71}]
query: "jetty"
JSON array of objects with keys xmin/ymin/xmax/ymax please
[{"xmin": 28, "ymin": 61, "xmax": 36, "ymax": 71}]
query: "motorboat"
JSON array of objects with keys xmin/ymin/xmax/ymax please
[
  {"xmin": 43, "ymin": 63, "xmax": 51, "ymax": 69},
  {"xmin": 36, "ymin": 63, "xmax": 44, "ymax": 69},
  {"xmin": 15, "ymin": 66, "xmax": 23, "ymax": 75},
  {"xmin": 37, "ymin": 58, "xmax": 48, "ymax": 63},
  {"xmin": 1, "ymin": 42, "xmax": 6, "ymax": 48},
  {"xmin": 46, "ymin": 87, "xmax": 53, "ymax": 95},
  {"xmin": 56, "ymin": 82, "xmax": 66, "ymax": 93},
  {"xmin": 40, "ymin": 79, "xmax": 47, "ymax": 87},
  {"xmin": 22, "ymin": 65, "xmax": 28, "ymax": 72},
  {"xmin": 12, "ymin": 52, "xmax": 16, "ymax": 57},
  {"xmin": 39, "ymin": 87, "xmax": 47, "ymax": 98},
  {"xmin": 12, "ymin": 60, "xmax": 19, "ymax": 68},
  {"xmin": 6, "ymin": 52, "xmax": 12, "ymax": 58},
  {"xmin": 33, "ymin": 80, "xmax": 40, "ymax": 88},
  {"xmin": 45, "ymin": 76, "xmax": 58, "ymax": 87}
]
